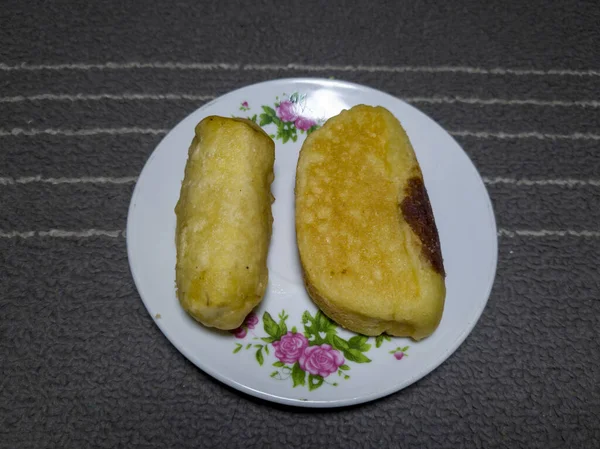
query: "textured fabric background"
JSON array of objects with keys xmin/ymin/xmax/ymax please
[{"xmin": 1, "ymin": 1, "xmax": 599, "ymax": 447}]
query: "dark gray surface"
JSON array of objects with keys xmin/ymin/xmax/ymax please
[{"xmin": 1, "ymin": 1, "xmax": 599, "ymax": 447}]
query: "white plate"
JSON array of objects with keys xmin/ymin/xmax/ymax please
[{"xmin": 127, "ymin": 78, "xmax": 498, "ymax": 407}]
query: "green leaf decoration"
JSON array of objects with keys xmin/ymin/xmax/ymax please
[
  {"xmin": 303, "ymin": 311, "xmax": 325, "ymax": 345},
  {"xmin": 282, "ymin": 134, "xmax": 290, "ymax": 144},
  {"xmin": 343, "ymin": 348, "xmax": 371, "ymax": 363},
  {"xmin": 261, "ymin": 337, "xmax": 275, "ymax": 343},
  {"xmin": 348, "ymin": 335, "xmax": 368, "ymax": 349},
  {"xmin": 290, "ymin": 92, "xmax": 299, "ymax": 103},
  {"xmin": 401, "ymin": 346, "xmax": 410, "ymax": 352},
  {"xmin": 279, "ymin": 322, "xmax": 288, "ymax": 336},
  {"xmin": 259, "ymin": 113, "xmax": 273, "ymax": 126},
  {"xmin": 278, "ymin": 312, "xmax": 288, "ymax": 336},
  {"xmin": 272, "ymin": 116, "xmax": 282, "ymax": 126},
  {"xmin": 233, "ymin": 344, "xmax": 242, "ymax": 354},
  {"xmin": 270, "ymin": 371, "xmax": 279, "ymax": 378},
  {"xmin": 292, "ymin": 135, "xmax": 298, "ymax": 142},
  {"xmin": 339, "ymin": 364, "xmax": 350, "ymax": 371},
  {"xmin": 292, "ymin": 326, "xmax": 298, "ymax": 334},
  {"xmin": 262, "ymin": 105, "xmax": 277, "ymax": 117},
  {"xmin": 303, "ymin": 313, "xmax": 316, "ymax": 338},
  {"xmin": 344, "ymin": 375, "xmax": 350, "ymax": 380},
  {"xmin": 292, "ymin": 362, "xmax": 306, "ymax": 387},
  {"xmin": 332, "ymin": 335, "xmax": 349, "ymax": 351},
  {"xmin": 315, "ymin": 310, "xmax": 328, "ymax": 329},
  {"xmin": 324, "ymin": 332, "xmax": 336, "ymax": 347},
  {"xmin": 375, "ymin": 335, "xmax": 385, "ymax": 348},
  {"xmin": 315, "ymin": 311, "xmax": 337, "ymax": 334},
  {"xmin": 255, "ymin": 348, "xmax": 264, "ymax": 366},
  {"xmin": 308, "ymin": 374, "xmax": 324, "ymax": 391},
  {"xmin": 246, "ymin": 343, "xmax": 252, "ymax": 349},
  {"xmin": 273, "ymin": 361, "xmax": 285, "ymax": 367},
  {"xmin": 264, "ymin": 345, "xmax": 270, "ymax": 355},
  {"xmin": 302, "ymin": 311, "xmax": 311, "ymax": 324},
  {"xmin": 304, "ymin": 310, "xmax": 342, "ymax": 346},
  {"xmin": 263, "ymin": 312, "xmax": 281, "ymax": 339}
]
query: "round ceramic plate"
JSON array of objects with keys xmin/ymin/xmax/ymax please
[{"xmin": 127, "ymin": 78, "xmax": 497, "ymax": 407}]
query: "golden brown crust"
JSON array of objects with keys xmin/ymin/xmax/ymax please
[
  {"xmin": 175, "ymin": 116, "xmax": 275, "ymax": 329},
  {"xmin": 400, "ymin": 177, "xmax": 445, "ymax": 276},
  {"xmin": 295, "ymin": 104, "xmax": 446, "ymax": 341},
  {"xmin": 303, "ymin": 274, "xmax": 419, "ymax": 337}
]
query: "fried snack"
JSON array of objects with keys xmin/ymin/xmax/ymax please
[
  {"xmin": 295, "ymin": 105, "xmax": 445, "ymax": 340},
  {"xmin": 175, "ymin": 116, "xmax": 275, "ymax": 330}
]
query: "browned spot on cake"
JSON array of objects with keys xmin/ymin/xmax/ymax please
[{"xmin": 400, "ymin": 177, "xmax": 445, "ymax": 276}]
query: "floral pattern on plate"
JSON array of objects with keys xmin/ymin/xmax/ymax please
[
  {"xmin": 239, "ymin": 92, "xmax": 322, "ymax": 143},
  {"xmin": 232, "ymin": 309, "xmax": 409, "ymax": 391}
]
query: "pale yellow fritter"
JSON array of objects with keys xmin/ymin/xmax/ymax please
[
  {"xmin": 295, "ymin": 105, "xmax": 446, "ymax": 340},
  {"xmin": 175, "ymin": 116, "xmax": 275, "ymax": 330}
]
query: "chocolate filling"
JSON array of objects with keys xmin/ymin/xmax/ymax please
[{"xmin": 400, "ymin": 177, "xmax": 445, "ymax": 276}]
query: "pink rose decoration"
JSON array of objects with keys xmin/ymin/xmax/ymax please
[
  {"xmin": 394, "ymin": 352, "xmax": 404, "ymax": 360},
  {"xmin": 294, "ymin": 116, "xmax": 315, "ymax": 131},
  {"xmin": 299, "ymin": 344, "xmax": 345, "ymax": 378},
  {"xmin": 272, "ymin": 332, "xmax": 308, "ymax": 364},
  {"xmin": 230, "ymin": 312, "xmax": 258, "ymax": 337},
  {"xmin": 241, "ymin": 101, "xmax": 249, "ymax": 108},
  {"xmin": 232, "ymin": 327, "xmax": 247, "ymax": 339},
  {"xmin": 276, "ymin": 100, "xmax": 298, "ymax": 122},
  {"xmin": 245, "ymin": 312, "xmax": 259, "ymax": 330}
]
